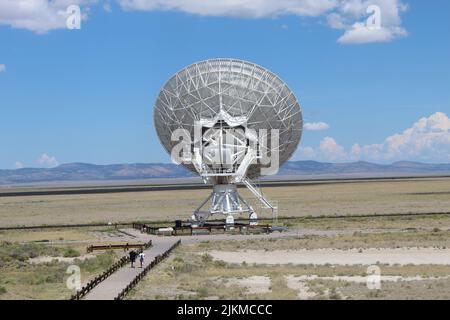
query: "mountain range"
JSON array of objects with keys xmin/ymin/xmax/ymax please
[{"xmin": 1, "ymin": 161, "xmax": 450, "ymax": 185}]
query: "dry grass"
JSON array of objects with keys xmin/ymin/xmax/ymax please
[
  {"xmin": 0, "ymin": 188, "xmax": 210, "ymax": 227},
  {"xmin": 1, "ymin": 177, "xmax": 450, "ymax": 227},
  {"xmin": 1, "ymin": 214, "xmax": 449, "ymax": 300},
  {"xmin": 1, "ymin": 177, "xmax": 450, "ymax": 300},
  {"xmin": 0, "ymin": 240, "xmax": 119, "ymax": 300},
  {"xmin": 128, "ymin": 245, "xmax": 450, "ymax": 300},
  {"xmin": 129, "ymin": 220, "xmax": 450, "ymax": 300},
  {"xmin": 0, "ymin": 229, "xmax": 95, "ymax": 243},
  {"xmin": 282, "ymin": 213, "xmax": 450, "ymax": 231},
  {"xmin": 336, "ymin": 278, "xmax": 450, "ymax": 300},
  {"xmin": 0, "ymin": 226, "xmax": 142, "ymax": 300},
  {"xmin": 182, "ymin": 229, "xmax": 450, "ymax": 252}
]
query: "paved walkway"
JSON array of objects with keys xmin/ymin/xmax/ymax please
[
  {"xmin": 84, "ymin": 233, "xmax": 180, "ymax": 300},
  {"xmin": 82, "ymin": 228, "xmax": 293, "ymax": 300},
  {"xmin": 82, "ymin": 226, "xmax": 395, "ymax": 299}
]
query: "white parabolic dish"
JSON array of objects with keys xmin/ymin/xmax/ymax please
[{"xmin": 154, "ymin": 58, "xmax": 303, "ymax": 179}]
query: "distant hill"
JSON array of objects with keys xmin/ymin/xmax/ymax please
[
  {"xmin": 279, "ymin": 160, "xmax": 450, "ymax": 175},
  {"xmin": 1, "ymin": 161, "xmax": 449, "ymax": 185},
  {"xmin": 0, "ymin": 163, "xmax": 195, "ymax": 185}
]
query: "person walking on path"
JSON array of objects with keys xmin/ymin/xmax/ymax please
[
  {"xmin": 139, "ymin": 252, "xmax": 145, "ymax": 268},
  {"xmin": 129, "ymin": 250, "xmax": 137, "ymax": 268}
]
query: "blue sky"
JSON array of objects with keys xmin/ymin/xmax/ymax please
[{"xmin": 0, "ymin": 0, "xmax": 449, "ymax": 169}]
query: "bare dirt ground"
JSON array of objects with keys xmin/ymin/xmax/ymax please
[
  {"xmin": 215, "ymin": 276, "xmax": 272, "ymax": 295},
  {"xmin": 206, "ymin": 247, "xmax": 450, "ymax": 265},
  {"xmin": 127, "ymin": 214, "xmax": 450, "ymax": 300},
  {"xmin": 0, "ymin": 226, "xmax": 147, "ymax": 300},
  {"xmin": 28, "ymin": 254, "xmax": 96, "ymax": 264},
  {"xmin": 1, "ymin": 177, "xmax": 450, "ymax": 300},
  {"xmin": 284, "ymin": 274, "xmax": 450, "ymax": 300},
  {"xmin": 128, "ymin": 238, "xmax": 450, "ymax": 300},
  {"xmin": 2, "ymin": 220, "xmax": 450, "ymax": 300},
  {"xmin": 1, "ymin": 177, "xmax": 450, "ymax": 227}
]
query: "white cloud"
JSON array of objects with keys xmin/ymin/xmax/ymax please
[
  {"xmin": 298, "ymin": 136, "xmax": 348, "ymax": 161},
  {"xmin": 0, "ymin": 0, "xmax": 408, "ymax": 43},
  {"xmin": 327, "ymin": 12, "xmax": 347, "ymax": 29},
  {"xmin": 304, "ymin": 121, "xmax": 329, "ymax": 131},
  {"xmin": 37, "ymin": 153, "xmax": 59, "ymax": 167},
  {"xmin": 297, "ymin": 112, "xmax": 450, "ymax": 163},
  {"xmin": 334, "ymin": 0, "xmax": 408, "ymax": 44},
  {"xmin": 104, "ymin": 1, "xmax": 113, "ymax": 13},
  {"xmin": 117, "ymin": 0, "xmax": 408, "ymax": 44},
  {"xmin": 117, "ymin": 0, "xmax": 338, "ymax": 18},
  {"xmin": 338, "ymin": 22, "xmax": 407, "ymax": 44},
  {"xmin": 0, "ymin": 0, "xmax": 94, "ymax": 34},
  {"xmin": 359, "ymin": 112, "xmax": 450, "ymax": 162},
  {"xmin": 0, "ymin": 64, "xmax": 5, "ymax": 72},
  {"xmin": 298, "ymin": 146, "xmax": 316, "ymax": 158},
  {"xmin": 14, "ymin": 161, "xmax": 24, "ymax": 169}
]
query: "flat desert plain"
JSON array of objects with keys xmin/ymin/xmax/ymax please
[
  {"xmin": 1, "ymin": 177, "xmax": 450, "ymax": 227},
  {"xmin": 1, "ymin": 177, "xmax": 450, "ymax": 300}
]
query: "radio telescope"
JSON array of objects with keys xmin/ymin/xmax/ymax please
[{"xmin": 154, "ymin": 59, "xmax": 303, "ymax": 226}]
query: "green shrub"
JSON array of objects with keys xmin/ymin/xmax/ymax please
[
  {"xmin": 0, "ymin": 241, "xmax": 59, "ymax": 265},
  {"xmin": 79, "ymin": 251, "xmax": 115, "ymax": 273},
  {"xmin": 214, "ymin": 260, "xmax": 227, "ymax": 268},
  {"xmin": 197, "ymin": 287, "xmax": 208, "ymax": 298},
  {"xmin": 173, "ymin": 260, "xmax": 197, "ymax": 273},
  {"xmin": 201, "ymin": 253, "xmax": 213, "ymax": 264},
  {"xmin": 173, "ymin": 257, "xmax": 184, "ymax": 263},
  {"xmin": 62, "ymin": 248, "xmax": 80, "ymax": 258}
]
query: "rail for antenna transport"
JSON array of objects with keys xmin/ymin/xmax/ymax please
[{"xmin": 133, "ymin": 222, "xmax": 272, "ymax": 236}]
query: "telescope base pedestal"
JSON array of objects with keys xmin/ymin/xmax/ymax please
[{"xmin": 192, "ymin": 184, "xmax": 256, "ymax": 227}]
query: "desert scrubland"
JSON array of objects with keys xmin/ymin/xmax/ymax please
[
  {"xmin": 1, "ymin": 177, "xmax": 450, "ymax": 227},
  {"xmin": 1, "ymin": 177, "xmax": 450, "ymax": 300}
]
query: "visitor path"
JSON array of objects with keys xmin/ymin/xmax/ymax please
[
  {"xmin": 84, "ymin": 232, "xmax": 180, "ymax": 300},
  {"xmin": 82, "ymin": 227, "xmax": 357, "ymax": 299}
]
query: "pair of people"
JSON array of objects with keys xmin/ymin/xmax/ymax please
[{"xmin": 129, "ymin": 250, "xmax": 145, "ymax": 268}]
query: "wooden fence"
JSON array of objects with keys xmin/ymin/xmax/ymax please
[
  {"xmin": 114, "ymin": 239, "xmax": 181, "ymax": 300},
  {"xmin": 133, "ymin": 222, "xmax": 271, "ymax": 236},
  {"xmin": 0, "ymin": 222, "xmax": 130, "ymax": 231},
  {"xmin": 86, "ymin": 242, "xmax": 148, "ymax": 253},
  {"xmin": 70, "ymin": 240, "xmax": 152, "ymax": 300}
]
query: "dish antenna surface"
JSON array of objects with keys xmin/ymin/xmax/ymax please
[{"xmin": 154, "ymin": 58, "xmax": 303, "ymax": 225}]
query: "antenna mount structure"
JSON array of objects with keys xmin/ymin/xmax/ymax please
[{"xmin": 153, "ymin": 59, "xmax": 303, "ymax": 226}]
